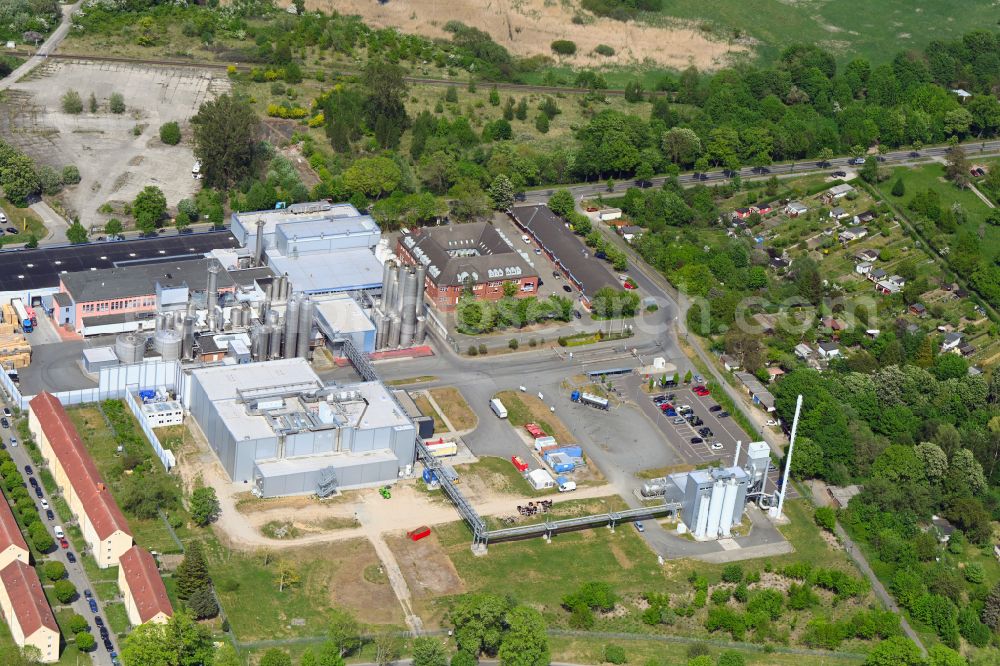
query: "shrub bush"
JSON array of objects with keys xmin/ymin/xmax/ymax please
[
  {"xmin": 603, "ymin": 644, "xmax": 626, "ymax": 664},
  {"xmin": 551, "ymin": 40, "xmax": 577, "ymax": 56},
  {"xmin": 594, "ymin": 44, "xmax": 615, "ymax": 56},
  {"xmin": 159, "ymin": 121, "xmax": 181, "ymax": 145},
  {"xmin": 61, "ymin": 165, "xmax": 81, "ymax": 185},
  {"xmin": 61, "ymin": 90, "xmax": 83, "ymax": 114}
]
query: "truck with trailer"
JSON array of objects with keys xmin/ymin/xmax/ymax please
[
  {"xmin": 10, "ymin": 299, "xmax": 32, "ymax": 333},
  {"xmin": 570, "ymin": 390, "xmax": 609, "ymax": 410},
  {"xmin": 490, "ymin": 397, "xmax": 508, "ymax": 418}
]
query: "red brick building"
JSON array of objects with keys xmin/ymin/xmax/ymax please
[{"xmin": 397, "ymin": 223, "xmax": 539, "ymax": 311}]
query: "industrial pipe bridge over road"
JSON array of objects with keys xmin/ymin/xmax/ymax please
[{"xmin": 342, "ymin": 339, "xmax": 680, "ymax": 545}]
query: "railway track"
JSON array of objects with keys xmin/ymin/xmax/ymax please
[{"xmin": 6, "ymin": 49, "xmax": 663, "ymax": 97}]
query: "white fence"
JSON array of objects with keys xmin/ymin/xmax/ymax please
[
  {"xmin": 123, "ymin": 389, "xmax": 175, "ymax": 471},
  {"xmin": 0, "ymin": 359, "xmax": 182, "ymax": 471}
]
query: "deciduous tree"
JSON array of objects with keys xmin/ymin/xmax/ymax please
[{"xmin": 191, "ymin": 94, "xmax": 259, "ymax": 188}]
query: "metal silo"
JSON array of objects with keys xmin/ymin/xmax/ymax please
[
  {"xmin": 269, "ymin": 320, "xmax": 283, "ymax": 359},
  {"xmin": 400, "ymin": 267, "xmax": 417, "ymax": 347},
  {"xmin": 182, "ymin": 316, "xmax": 195, "ymax": 360},
  {"xmin": 374, "ymin": 312, "xmax": 388, "ymax": 350},
  {"xmin": 250, "ymin": 323, "xmax": 261, "ymax": 361},
  {"xmin": 231, "ymin": 306, "xmax": 243, "ymax": 329},
  {"xmin": 383, "ymin": 263, "xmax": 399, "ymax": 315},
  {"xmin": 387, "ymin": 314, "xmax": 401, "ymax": 348},
  {"xmin": 380, "ymin": 261, "xmax": 394, "ymax": 307},
  {"xmin": 115, "ymin": 332, "xmax": 145, "ymax": 364},
  {"xmin": 206, "ymin": 263, "xmax": 220, "ymax": 332},
  {"xmin": 415, "ymin": 315, "xmax": 426, "ymax": 345},
  {"xmin": 296, "ymin": 298, "xmax": 313, "ymax": 359},
  {"xmin": 415, "ymin": 264, "xmax": 427, "ymax": 307},
  {"xmin": 284, "ymin": 295, "xmax": 299, "ymax": 359},
  {"xmin": 258, "ymin": 324, "xmax": 271, "ymax": 361},
  {"xmin": 154, "ymin": 329, "xmax": 182, "ymax": 362},
  {"xmin": 155, "ymin": 313, "xmax": 166, "ymax": 333}
]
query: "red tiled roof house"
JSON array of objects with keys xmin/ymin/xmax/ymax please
[
  {"xmin": 0, "ymin": 560, "xmax": 59, "ymax": 662},
  {"xmin": 28, "ymin": 393, "xmax": 133, "ymax": 568},
  {"xmin": 118, "ymin": 546, "xmax": 172, "ymax": 626}
]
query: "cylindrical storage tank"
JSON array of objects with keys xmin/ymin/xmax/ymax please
[
  {"xmin": 231, "ymin": 306, "xmax": 243, "ymax": 329},
  {"xmin": 374, "ymin": 313, "xmax": 386, "ymax": 350},
  {"xmin": 415, "ymin": 264, "xmax": 427, "ymax": 309},
  {"xmin": 154, "ymin": 329, "xmax": 182, "ymax": 362},
  {"xmin": 387, "ymin": 314, "xmax": 402, "ymax": 348},
  {"xmin": 719, "ymin": 479, "xmax": 739, "ymax": 538},
  {"xmin": 399, "ymin": 268, "xmax": 417, "ymax": 347},
  {"xmin": 695, "ymin": 493, "xmax": 711, "ymax": 538},
  {"xmin": 249, "ymin": 324, "xmax": 261, "ymax": 361},
  {"xmin": 284, "ymin": 296, "xmax": 299, "ymax": 359},
  {"xmin": 392, "ymin": 265, "xmax": 405, "ymax": 314},
  {"xmin": 380, "ymin": 261, "xmax": 394, "ymax": 306},
  {"xmin": 706, "ymin": 480, "xmax": 726, "ymax": 539},
  {"xmin": 155, "ymin": 313, "xmax": 166, "ymax": 333},
  {"xmin": 182, "ymin": 316, "xmax": 195, "ymax": 360},
  {"xmin": 214, "ymin": 306, "xmax": 223, "ymax": 332},
  {"xmin": 258, "ymin": 324, "xmax": 271, "ymax": 361},
  {"xmin": 265, "ymin": 281, "xmax": 274, "ymax": 300},
  {"xmin": 163, "ymin": 311, "xmax": 174, "ymax": 333},
  {"xmin": 384, "ymin": 264, "xmax": 398, "ymax": 314},
  {"xmin": 296, "ymin": 298, "xmax": 313, "ymax": 359},
  {"xmin": 115, "ymin": 332, "xmax": 145, "ymax": 364},
  {"xmin": 415, "ymin": 315, "xmax": 426, "ymax": 345},
  {"xmin": 269, "ymin": 322, "xmax": 282, "ymax": 359},
  {"xmin": 267, "ymin": 308, "xmax": 280, "ymax": 327}
]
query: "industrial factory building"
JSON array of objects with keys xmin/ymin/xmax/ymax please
[
  {"xmin": 397, "ymin": 222, "xmax": 539, "ymax": 311},
  {"xmin": 185, "ymin": 358, "xmax": 416, "ymax": 497},
  {"xmin": 231, "ymin": 201, "xmax": 384, "ymax": 295},
  {"xmin": 643, "ymin": 442, "xmax": 772, "ymax": 540}
]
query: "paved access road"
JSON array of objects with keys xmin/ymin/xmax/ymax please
[
  {"xmin": 520, "ymin": 140, "xmax": 1000, "ymax": 205},
  {"xmin": 0, "ymin": 397, "xmax": 118, "ymax": 666},
  {"xmin": 0, "ymin": 1, "xmax": 81, "ymax": 92}
]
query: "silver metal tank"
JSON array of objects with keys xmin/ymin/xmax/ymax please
[
  {"xmin": 284, "ymin": 295, "xmax": 299, "ymax": 359},
  {"xmin": 258, "ymin": 324, "xmax": 271, "ymax": 361},
  {"xmin": 415, "ymin": 315, "xmax": 426, "ymax": 345},
  {"xmin": 250, "ymin": 323, "xmax": 261, "ymax": 361},
  {"xmin": 380, "ymin": 261, "xmax": 393, "ymax": 304},
  {"xmin": 154, "ymin": 329, "xmax": 182, "ymax": 362},
  {"xmin": 296, "ymin": 298, "xmax": 313, "ymax": 359},
  {"xmin": 415, "ymin": 264, "xmax": 427, "ymax": 307},
  {"xmin": 254, "ymin": 220, "xmax": 265, "ymax": 267},
  {"xmin": 206, "ymin": 263, "xmax": 220, "ymax": 332},
  {"xmin": 214, "ymin": 306, "xmax": 224, "ymax": 332},
  {"xmin": 399, "ymin": 267, "xmax": 418, "ymax": 347},
  {"xmin": 375, "ymin": 312, "xmax": 388, "ymax": 349},
  {"xmin": 155, "ymin": 313, "xmax": 166, "ymax": 333},
  {"xmin": 267, "ymin": 308, "xmax": 280, "ymax": 327},
  {"xmin": 115, "ymin": 332, "xmax": 145, "ymax": 364},
  {"xmin": 231, "ymin": 306, "xmax": 242, "ymax": 329},
  {"xmin": 387, "ymin": 314, "xmax": 401, "ymax": 349},
  {"xmin": 182, "ymin": 316, "xmax": 195, "ymax": 360},
  {"xmin": 163, "ymin": 311, "xmax": 175, "ymax": 333},
  {"xmin": 269, "ymin": 321, "xmax": 283, "ymax": 359}
]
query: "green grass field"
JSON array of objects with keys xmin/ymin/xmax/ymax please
[
  {"xmin": 651, "ymin": 0, "xmax": 999, "ymax": 65},
  {"xmin": 881, "ymin": 163, "xmax": 997, "ymax": 256}
]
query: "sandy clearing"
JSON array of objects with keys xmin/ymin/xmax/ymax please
[{"xmin": 301, "ymin": 0, "xmax": 746, "ymax": 71}]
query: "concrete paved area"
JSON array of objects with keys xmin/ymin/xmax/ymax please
[
  {"xmin": 0, "ymin": 59, "xmax": 229, "ymax": 226},
  {"xmin": 30, "ymin": 200, "xmax": 68, "ymax": 243}
]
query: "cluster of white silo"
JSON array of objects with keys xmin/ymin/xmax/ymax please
[
  {"xmin": 248, "ymin": 292, "xmax": 314, "ymax": 362},
  {"xmin": 693, "ymin": 475, "xmax": 743, "ymax": 539},
  {"xmin": 374, "ymin": 261, "xmax": 427, "ymax": 350}
]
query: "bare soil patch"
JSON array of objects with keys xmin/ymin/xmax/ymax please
[
  {"xmin": 301, "ymin": 0, "xmax": 745, "ymax": 71},
  {"xmin": 324, "ymin": 540, "xmax": 404, "ymax": 625},
  {"xmin": 385, "ymin": 532, "xmax": 466, "ymax": 600}
]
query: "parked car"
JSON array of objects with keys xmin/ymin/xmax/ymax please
[
  {"xmin": 59, "ymin": 538, "xmax": 69, "ymax": 549},
  {"xmin": 33, "ymin": 486, "xmax": 42, "ymax": 498},
  {"xmin": 572, "ymin": 310, "xmax": 581, "ymax": 319},
  {"xmin": 562, "ymin": 284, "xmax": 572, "ymax": 293},
  {"xmin": 849, "ymin": 157, "xmax": 866, "ymax": 165},
  {"xmin": 709, "ymin": 405, "xmax": 722, "ymax": 412},
  {"xmin": 832, "ymin": 170, "xmax": 847, "ymax": 177},
  {"xmin": 23, "ymin": 465, "xmax": 32, "ymax": 475},
  {"xmin": 0, "ymin": 417, "xmax": 7, "ymax": 429},
  {"xmin": 2, "ymin": 408, "xmax": 10, "ymax": 417},
  {"xmin": 634, "ymin": 521, "xmax": 645, "ymax": 533},
  {"xmin": 45, "ymin": 509, "xmax": 54, "ymax": 521},
  {"xmin": 39, "ymin": 499, "xmax": 48, "ymax": 510},
  {"xmin": 53, "ymin": 526, "xmax": 64, "ymax": 539},
  {"xmin": 672, "ymin": 417, "xmax": 686, "ymax": 425},
  {"xmin": 718, "ymin": 411, "xmax": 730, "ymax": 418},
  {"xmin": 9, "ymin": 436, "xmax": 16, "ymax": 447},
  {"xmin": 766, "ymin": 419, "xmax": 779, "ymax": 427},
  {"xmin": 89, "ymin": 598, "xmax": 99, "ymax": 613},
  {"xmin": 698, "ymin": 427, "xmax": 713, "ymax": 437},
  {"xmin": 94, "ymin": 616, "xmax": 104, "ymax": 627},
  {"xmin": 690, "ymin": 437, "xmax": 704, "ymax": 444},
  {"xmin": 28, "ymin": 477, "xmax": 37, "ymax": 487},
  {"xmin": 711, "ymin": 442, "xmax": 724, "ymax": 451},
  {"xmin": 84, "ymin": 589, "xmax": 92, "ymax": 599},
  {"xmin": 66, "ymin": 552, "xmax": 76, "ymax": 563}
]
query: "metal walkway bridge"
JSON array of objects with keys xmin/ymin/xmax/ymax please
[{"xmin": 342, "ymin": 339, "xmax": 677, "ymax": 545}]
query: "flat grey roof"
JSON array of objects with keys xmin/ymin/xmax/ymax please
[
  {"xmin": 314, "ymin": 296, "xmax": 375, "ymax": 335},
  {"xmin": 191, "ymin": 357, "xmax": 321, "ymax": 403},
  {"xmin": 62, "ymin": 257, "xmax": 234, "ymax": 303},
  {"xmin": 82, "ymin": 347, "xmax": 118, "ymax": 363},
  {"xmin": 267, "ymin": 248, "xmax": 383, "ymax": 293},
  {"xmin": 510, "ymin": 205, "xmax": 619, "ymax": 300}
]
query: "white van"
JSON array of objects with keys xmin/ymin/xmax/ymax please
[
  {"xmin": 521, "ymin": 234, "xmax": 531, "ymax": 244},
  {"xmin": 53, "ymin": 525, "xmax": 64, "ymax": 539}
]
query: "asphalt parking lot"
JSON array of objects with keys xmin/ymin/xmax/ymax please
[{"xmin": 622, "ymin": 375, "xmax": 794, "ymax": 497}]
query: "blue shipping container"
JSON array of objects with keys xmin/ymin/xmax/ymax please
[
  {"xmin": 138, "ymin": 390, "xmax": 157, "ymax": 403},
  {"xmin": 552, "ymin": 462, "xmax": 575, "ymax": 473},
  {"xmin": 553, "ymin": 446, "xmax": 582, "ymax": 458},
  {"xmin": 422, "ymin": 469, "xmax": 437, "ymax": 484}
]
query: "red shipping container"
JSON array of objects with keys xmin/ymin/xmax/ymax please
[
  {"xmin": 408, "ymin": 526, "xmax": 431, "ymax": 541},
  {"xmin": 525, "ymin": 423, "xmax": 546, "ymax": 438},
  {"xmin": 511, "ymin": 455, "xmax": 529, "ymax": 472}
]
